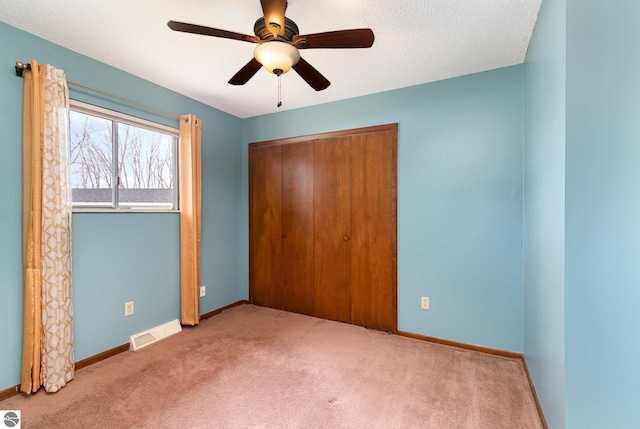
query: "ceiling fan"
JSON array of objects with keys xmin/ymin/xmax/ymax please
[{"xmin": 167, "ymin": 0, "xmax": 374, "ymax": 91}]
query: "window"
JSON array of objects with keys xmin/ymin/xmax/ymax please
[{"xmin": 69, "ymin": 101, "xmax": 178, "ymax": 210}]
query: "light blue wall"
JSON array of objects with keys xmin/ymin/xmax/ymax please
[
  {"xmin": 72, "ymin": 214, "xmax": 180, "ymax": 359},
  {"xmin": 566, "ymin": 0, "xmax": 640, "ymax": 427},
  {"xmin": 242, "ymin": 66, "xmax": 525, "ymax": 353},
  {"xmin": 523, "ymin": 0, "xmax": 566, "ymax": 427},
  {"xmin": 0, "ymin": 21, "xmax": 244, "ymax": 391}
]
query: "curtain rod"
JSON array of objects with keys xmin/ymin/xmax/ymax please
[{"xmin": 14, "ymin": 61, "xmax": 180, "ymax": 120}]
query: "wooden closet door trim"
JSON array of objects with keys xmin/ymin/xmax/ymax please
[{"xmin": 248, "ymin": 124, "xmax": 398, "ymax": 149}]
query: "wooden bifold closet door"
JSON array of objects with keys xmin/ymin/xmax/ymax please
[
  {"xmin": 249, "ymin": 144, "xmax": 283, "ymax": 310},
  {"xmin": 249, "ymin": 124, "xmax": 397, "ymax": 332},
  {"xmin": 281, "ymin": 142, "xmax": 314, "ymax": 315},
  {"xmin": 349, "ymin": 129, "xmax": 397, "ymax": 331},
  {"xmin": 313, "ymin": 137, "xmax": 352, "ymax": 323}
]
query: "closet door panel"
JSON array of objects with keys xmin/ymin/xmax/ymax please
[
  {"xmin": 313, "ymin": 137, "xmax": 351, "ymax": 323},
  {"xmin": 281, "ymin": 142, "xmax": 314, "ymax": 315},
  {"xmin": 249, "ymin": 145, "xmax": 283, "ymax": 309},
  {"xmin": 350, "ymin": 130, "xmax": 398, "ymax": 332}
]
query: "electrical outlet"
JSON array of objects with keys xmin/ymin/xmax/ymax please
[
  {"xmin": 200, "ymin": 285, "xmax": 206, "ymax": 297},
  {"xmin": 125, "ymin": 301, "xmax": 134, "ymax": 316},
  {"xmin": 421, "ymin": 296, "xmax": 430, "ymax": 310}
]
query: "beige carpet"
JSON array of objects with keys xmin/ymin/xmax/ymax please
[{"xmin": 1, "ymin": 304, "xmax": 543, "ymax": 428}]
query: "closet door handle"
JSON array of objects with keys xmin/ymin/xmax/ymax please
[
  {"xmin": 343, "ymin": 236, "xmax": 350, "ymax": 242},
  {"xmin": 282, "ymin": 233, "xmax": 287, "ymax": 238}
]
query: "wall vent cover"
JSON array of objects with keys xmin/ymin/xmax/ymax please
[{"xmin": 130, "ymin": 319, "xmax": 182, "ymax": 351}]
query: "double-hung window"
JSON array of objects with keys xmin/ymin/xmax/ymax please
[{"xmin": 69, "ymin": 101, "xmax": 178, "ymax": 211}]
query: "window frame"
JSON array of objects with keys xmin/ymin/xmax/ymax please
[{"xmin": 69, "ymin": 100, "xmax": 179, "ymax": 213}]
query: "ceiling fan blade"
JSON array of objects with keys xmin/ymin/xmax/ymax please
[
  {"xmin": 293, "ymin": 29, "xmax": 375, "ymax": 49},
  {"xmin": 292, "ymin": 57, "xmax": 330, "ymax": 91},
  {"xmin": 228, "ymin": 58, "xmax": 263, "ymax": 85},
  {"xmin": 260, "ymin": 0, "xmax": 287, "ymax": 37},
  {"xmin": 168, "ymin": 20, "xmax": 260, "ymax": 43}
]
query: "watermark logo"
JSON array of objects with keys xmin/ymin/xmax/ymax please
[{"xmin": 2, "ymin": 411, "xmax": 20, "ymax": 428}]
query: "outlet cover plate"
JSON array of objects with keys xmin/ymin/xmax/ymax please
[
  {"xmin": 125, "ymin": 301, "xmax": 134, "ymax": 316},
  {"xmin": 200, "ymin": 285, "xmax": 206, "ymax": 297},
  {"xmin": 421, "ymin": 296, "xmax": 430, "ymax": 310}
]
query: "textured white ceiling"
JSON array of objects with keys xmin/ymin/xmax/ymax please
[{"xmin": 0, "ymin": 0, "xmax": 541, "ymax": 118}]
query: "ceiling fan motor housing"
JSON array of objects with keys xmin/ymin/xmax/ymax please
[{"xmin": 254, "ymin": 17, "xmax": 299, "ymax": 41}]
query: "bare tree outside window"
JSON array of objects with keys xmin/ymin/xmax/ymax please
[
  {"xmin": 118, "ymin": 123, "xmax": 174, "ymax": 187},
  {"xmin": 69, "ymin": 109, "xmax": 177, "ymax": 209},
  {"xmin": 69, "ymin": 111, "xmax": 113, "ymax": 191}
]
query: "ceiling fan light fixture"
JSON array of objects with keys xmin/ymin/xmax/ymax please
[{"xmin": 254, "ymin": 41, "xmax": 300, "ymax": 75}]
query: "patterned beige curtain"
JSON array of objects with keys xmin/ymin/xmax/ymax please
[
  {"xmin": 21, "ymin": 60, "xmax": 74, "ymax": 394},
  {"xmin": 179, "ymin": 114, "xmax": 202, "ymax": 326}
]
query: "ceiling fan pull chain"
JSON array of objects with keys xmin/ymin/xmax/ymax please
[{"xmin": 277, "ymin": 74, "xmax": 283, "ymax": 108}]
